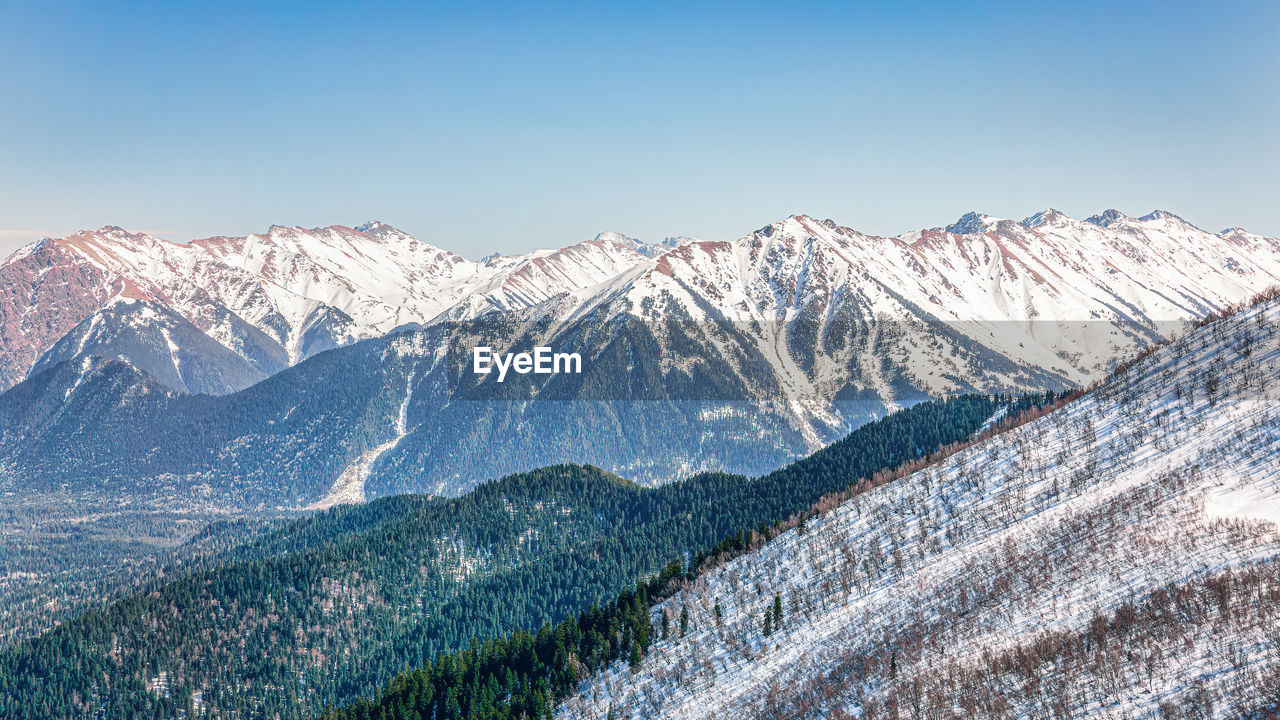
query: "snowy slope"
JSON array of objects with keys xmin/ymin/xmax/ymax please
[
  {"xmin": 625, "ymin": 210, "xmax": 1280, "ymax": 380},
  {"xmin": 558, "ymin": 291, "xmax": 1280, "ymax": 719}
]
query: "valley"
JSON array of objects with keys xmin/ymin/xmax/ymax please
[{"xmin": 0, "ymin": 395, "xmax": 1013, "ymax": 718}]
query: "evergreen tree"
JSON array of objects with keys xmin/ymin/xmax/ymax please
[{"xmin": 628, "ymin": 643, "xmax": 642, "ymax": 671}]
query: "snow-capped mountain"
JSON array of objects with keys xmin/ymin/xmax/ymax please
[
  {"xmin": 4, "ymin": 210, "xmax": 1276, "ymax": 399},
  {"xmin": 29, "ymin": 298, "xmax": 275, "ymax": 395},
  {"xmin": 0, "ymin": 223, "xmax": 655, "ymax": 393},
  {"xmin": 481, "ymin": 208, "xmax": 1280, "ymax": 447},
  {"xmin": 558, "ymin": 289, "xmax": 1280, "ymax": 719}
]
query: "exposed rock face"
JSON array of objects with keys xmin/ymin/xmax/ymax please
[{"xmin": 0, "ymin": 240, "xmax": 117, "ymax": 388}]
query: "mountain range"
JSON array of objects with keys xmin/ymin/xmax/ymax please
[
  {"xmin": 2, "ymin": 209, "xmax": 1278, "ymax": 505},
  {"xmin": 6, "ymin": 210, "xmax": 1278, "ymax": 393},
  {"xmin": 1, "ymin": 222, "xmax": 655, "ymax": 394},
  {"xmin": 4, "ymin": 208, "xmax": 1280, "ymax": 720}
]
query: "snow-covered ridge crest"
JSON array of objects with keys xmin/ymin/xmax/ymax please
[
  {"xmin": 609, "ymin": 208, "xmax": 1280, "ymax": 423},
  {"xmin": 1, "ymin": 208, "xmax": 1279, "ymax": 399},
  {"xmin": 0, "ymin": 221, "xmax": 661, "ymax": 391}
]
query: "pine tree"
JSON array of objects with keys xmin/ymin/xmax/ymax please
[
  {"xmin": 772, "ymin": 593, "xmax": 783, "ymax": 631},
  {"xmin": 679, "ymin": 604, "xmax": 689, "ymax": 637},
  {"xmin": 763, "ymin": 609, "xmax": 773, "ymax": 637},
  {"xmin": 628, "ymin": 643, "xmax": 642, "ymax": 671}
]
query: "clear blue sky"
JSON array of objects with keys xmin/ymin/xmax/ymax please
[{"xmin": 1, "ymin": 0, "xmax": 1276, "ymax": 257}]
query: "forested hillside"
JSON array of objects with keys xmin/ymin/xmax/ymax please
[
  {"xmin": 0, "ymin": 394, "xmax": 1025, "ymax": 719},
  {"xmin": 0, "ymin": 509, "xmax": 277, "ymax": 648},
  {"xmin": 309, "ymin": 391, "xmax": 1066, "ymax": 720}
]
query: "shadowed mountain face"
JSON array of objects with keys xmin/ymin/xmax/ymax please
[
  {"xmin": 28, "ymin": 299, "xmax": 280, "ymax": 395},
  {"xmin": 0, "ymin": 303, "xmax": 1056, "ymax": 509}
]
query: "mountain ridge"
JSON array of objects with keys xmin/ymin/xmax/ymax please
[{"xmin": 5, "ymin": 208, "xmax": 1277, "ymax": 396}]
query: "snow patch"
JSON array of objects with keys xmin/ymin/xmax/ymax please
[{"xmin": 1205, "ymin": 480, "xmax": 1280, "ymax": 528}]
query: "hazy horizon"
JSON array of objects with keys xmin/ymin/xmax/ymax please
[
  {"xmin": 1, "ymin": 204, "xmax": 1265, "ymax": 264},
  {"xmin": 2, "ymin": 0, "xmax": 1276, "ymax": 256}
]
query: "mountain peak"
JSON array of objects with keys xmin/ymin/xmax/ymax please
[
  {"xmin": 590, "ymin": 231, "xmax": 636, "ymax": 247},
  {"xmin": 1137, "ymin": 210, "xmax": 1205, "ymax": 232},
  {"xmin": 67, "ymin": 225, "xmax": 150, "ymax": 243},
  {"xmin": 264, "ymin": 224, "xmax": 300, "ymax": 237},
  {"xmin": 1138, "ymin": 209, "xmax": 1184, "ymax": 223},
  {"xmin": 1020, "ymin": 208, "xmax": 1069, "ymax": 228},
  {"xmin": 52, "ymin": 225, "xmax": 166, "ymax": 253},
  {"xmin": 768, "ymin": 214, "xmax": 841, "ymax": 239},
  {"xmin": 1085, "ymin": 209, "xmax": 1129, "ymax": 227},
  {"xmin": 354, "ymin": 220, "xmax": 403, "ymax": 237},
  {"xmin": 945, "ymin": 211, "xmax": 997, "ymax": 235},
  {"xmin": 354, "ymin": 220, "xmax": 418, "ymax": 245}
]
